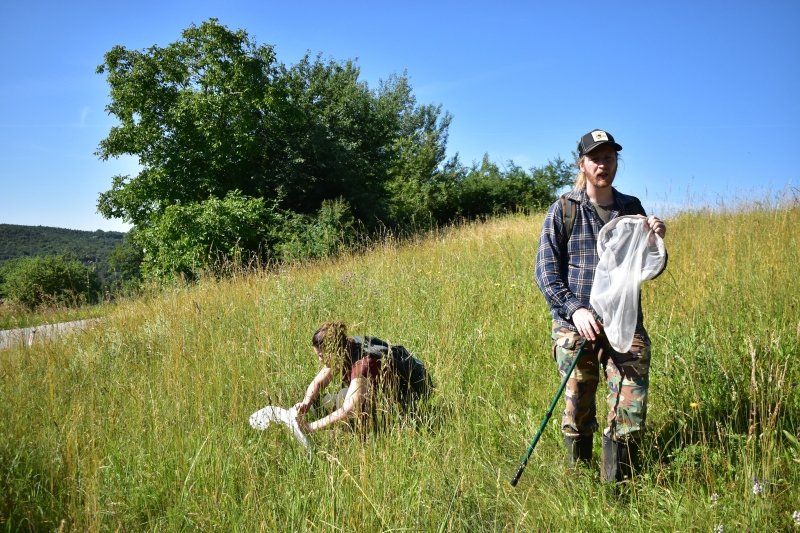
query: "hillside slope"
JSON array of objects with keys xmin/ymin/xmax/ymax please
[
  {"xmin": 0, "ymin": 224, "xmax": 125, "ymax": 263},
  {"xmin": 1, "ymin": 207, "xmax": 799, "ymax": 531},
  {"xmin": 0, "ymin": 224, "xmax": 126, "ymax": 283}
]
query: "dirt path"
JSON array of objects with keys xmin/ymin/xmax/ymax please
[{"xmin": 0, "ymin": 319, "xmax": 101, "ymax": 350}]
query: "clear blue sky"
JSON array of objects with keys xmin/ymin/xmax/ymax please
[{"xmin": 1, "ymin": 1, "xmax": 798, "ymax": 232}]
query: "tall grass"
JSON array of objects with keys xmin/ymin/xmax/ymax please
[
  {"xmin": 1, "ymin": 204, "xmax": 799, "ymax": 531},
  {"xmin": 0, "ymin": 301, "xmax": 106, "ymax": 330}
]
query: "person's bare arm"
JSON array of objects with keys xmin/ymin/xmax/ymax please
[
  {"xmin": 294, "ymin": 366, "xmax": 333, "ymax": 415},
  {"xmin": 305, "ymin": 377, "xmax": 369, "ymax": 432}
]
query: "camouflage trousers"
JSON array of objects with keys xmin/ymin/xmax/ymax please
[{"xmin": 551, "ymin": 325, "xmax": 651, "ymax": 442}]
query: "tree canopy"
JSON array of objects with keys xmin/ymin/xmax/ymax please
[{"xmin": 96, "ymin": 19, "xmax": 573, "ymax": 280}]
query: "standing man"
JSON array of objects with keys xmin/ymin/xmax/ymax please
[{"xmin": 534, "ymin": 129, "xmax": 667, "ymax": 483}]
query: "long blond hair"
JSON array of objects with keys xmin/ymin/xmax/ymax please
[
  {"xmin": 312, "ymin": 321, "xmax": 349, "ymax": 367},
  {"xmin": 573, "ymin": 157, "xmax": 587, "ymax": 191}
]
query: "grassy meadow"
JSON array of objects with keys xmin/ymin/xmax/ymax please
[
  {"xmin": 0, "ymin": 303, "xmax": 105, "ymax": 331},
  {"xmin": 2, "ymin": 203, "xmax": 799, "ymax": 531}
]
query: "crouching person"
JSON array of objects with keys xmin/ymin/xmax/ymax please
[{"xmin": 294, "ymin": 322, "xmax": 432, "ymax": 434}]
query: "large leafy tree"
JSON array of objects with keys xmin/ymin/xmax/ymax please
[
  {"xmin": 384, "ymin": 76, "xmax": 458, "ymax": 228},
  {"xmin": 96, "ymin": 20, "xmax": 284, "ymax": 224},
  {"xmin": 95, "ymin": 19, "xmax": 456, "ymax": 279}
]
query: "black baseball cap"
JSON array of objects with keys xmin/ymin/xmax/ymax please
[{"xmin": 577, "ymin": 129, "xmax": 622, "ymax": 157}]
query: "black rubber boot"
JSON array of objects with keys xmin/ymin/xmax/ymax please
[
  {"xmin": 601, "ymin": 434, "xmax": 639, "ymax": 482},
  {"xmin": 564, "ymin": 435, "xmax": 593, "ymax": 467}
]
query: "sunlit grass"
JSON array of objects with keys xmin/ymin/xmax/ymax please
[
  {"xmin": 2, "ymin": 203, "xmax": 799, "ymax": 531},
  {"xmin": 0, "ymin": 301, "xmax": 107, "ymax": 330}
]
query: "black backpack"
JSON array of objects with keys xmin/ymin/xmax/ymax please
[
  {"xmin": 560, "ymin": 193, "xmax": 578, "ymax": 242},
  {"xmin": 351, "ymin": 336, "xmax": 431, "ymax": 403}
]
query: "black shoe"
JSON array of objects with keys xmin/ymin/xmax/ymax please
[
  {"xmin": 564, "ymin": 435, "xmax": 593, "ymax": 467},
  {"xmin": 601, "ymin": 434, "xmax": 639, "ymax": 482}
]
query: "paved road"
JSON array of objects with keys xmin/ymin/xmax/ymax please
[{"xmin": 0, "ymin": 319, "xmax": 101, "ymax": 350}]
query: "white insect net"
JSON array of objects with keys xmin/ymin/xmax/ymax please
[
  {"xmin": 589, "ymin": 215, "xmax": 667, "ymax": 353},
  {"xmin": 249, "ymin": 405, "xmax": 312, "ymax": 449}
]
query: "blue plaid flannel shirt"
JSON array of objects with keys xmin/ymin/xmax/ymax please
[{"xmin": 535, "ymin": 187, "xmax": 658, "ymax": 332}]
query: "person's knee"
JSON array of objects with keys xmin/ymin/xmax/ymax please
[
  {"xmin": 604, "ymin": 426, "xmax": 644, "ymax": 443},
  {"xmin": 606, "ymin": 403, "xmax": 647, "ymax": 440},
  {"xmin": 321, "ymin": 388, "xmax": 348, "ymax": 411}
]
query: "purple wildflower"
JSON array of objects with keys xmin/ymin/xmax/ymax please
[{"xmin": 752, "ymin": 476, "xmax": 764, "ymax": 496}]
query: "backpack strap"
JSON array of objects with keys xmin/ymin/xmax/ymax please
[{"xmin": 560, "ymin": 193, "xmax": 577, "ymax": 243}]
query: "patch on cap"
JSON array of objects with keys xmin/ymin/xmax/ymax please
[{"xmin": 578, "ymin": 128, "xmax": 622, "ymax": 157}]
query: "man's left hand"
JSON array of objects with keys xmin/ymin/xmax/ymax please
[{"xmin": 646, "ymin": 216, "xmax": 666, "ymax": 238}]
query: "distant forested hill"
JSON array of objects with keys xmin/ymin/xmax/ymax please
[{"xmin": 0, "ymin": 224, "xmax": 126, "ymax": 281}]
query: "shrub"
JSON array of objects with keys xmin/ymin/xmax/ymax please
[
  {"xmin": 1, "ymin": 254, "xmax": 101, "ymax": 309},
  {"xmin": 275, "ymin": 198, "xmax": 357, "ymax": 262}
]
